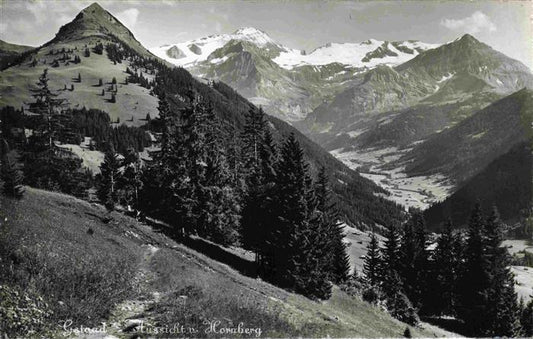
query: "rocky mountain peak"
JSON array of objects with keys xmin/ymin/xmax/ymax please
[{"xmin": 230, "ymin": 27, "xmax": 276, "ymax": 47}]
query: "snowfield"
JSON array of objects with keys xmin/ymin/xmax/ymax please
[{"xmin": 273, "ymin": 40, "xmax": 440, "ymax": 70}]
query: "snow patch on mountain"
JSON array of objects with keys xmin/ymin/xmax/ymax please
[
  {"xmin": 273, "ymin": 40, "xmax": 440, "ymax": 70},
  {"xmin": 151, "ymin": 27, "xmax": 440, "ymax": 71}
]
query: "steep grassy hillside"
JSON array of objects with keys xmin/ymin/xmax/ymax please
[{"xmin": 0, "ymin": 188, "xmax": 455, "ymax": 338}]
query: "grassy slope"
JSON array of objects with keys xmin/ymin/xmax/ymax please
[
  {"xmin": 0, "ymin": 39, "xmax": 157, "ymax": 127},
  {"xmin": 0, "ymin": 188, "xmax": 455, "ymax": 338}
]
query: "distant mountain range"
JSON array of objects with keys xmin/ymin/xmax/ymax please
[{"xmin": 151, "ymin": 28, "xmax": 439, "ymax": 121}]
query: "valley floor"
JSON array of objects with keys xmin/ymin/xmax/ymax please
[
  {"xmin": 331, "ymin": 147, "xmax": 453, "ymax": 210},
  {"xmin": 0, "ymin": 187, "xmax": 458, "ymax": 338}
]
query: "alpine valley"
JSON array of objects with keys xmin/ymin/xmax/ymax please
[{"xmin": 154, "ymin": 27, "xmax": 533, "ymax": 229}]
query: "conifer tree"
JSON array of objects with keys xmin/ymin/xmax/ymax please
[
  {"xmin": 1, "ymin": 150, "xmax": 24, "ymax": 199},
  {"xmin": 484, "ymin": 207, "xmax": 520, "ymax": 336},
  {"xmin": 315, "ymin": 166, "xmax": 349, "ymax": 284},
  {"xmin": 195, "ymin": 103, "xmax": 240, "ymax": 245},
  {"xmin": 411, "ymin": 212, "xmax": 430, "ymax": 310},
  {"xmin": 241, "ymin": 107, "xmax": 266, "ymax": 172},
  {"xmin": 267, "ymin": 133, "xmax": 309, "ymax": 284},
  {"xmin": 431, "ymin": 220, "xmax": 462, "ymax": 316},
  {"xmin": 521, "ymin": 299, "xmax": 533, "ymax": 337},
  {"xmin": 363, "ymin": 231, "xmax": 381, "ymax": 287},
  {"xmin": 457, "ymin": 203, "xmax": 491, "ymax": 336},
  {"xmin": 261, "ymin": 133, "xmax": 332, "ymax": 299},
  {"xmin": 381, "ymin": 224, "xmax": 401, "ymax": 295},
  {"xmin": 97, "ymin": 147, "xmax": 121, "ymax": 210},
  {"xmin": 399, "ymin": 216, "xmax": 418, "ymax": 303},
  {"xmin": 119, "ymin": 149, "xmax": 143, "ymax": 209},
  {"xmin": 267, "ymin": 134, "xmax": 331, "ymax": 298},
  {"xmin": 29, "ymin": 68, "xmax": 68, "ymax": 149},
  {"xmin": 241, "ymin": 107, "xmax": 270, "ymax": 258},
  {"xmin": 259, "ymin": 128, "xmax": 277, "ymax": 183},
  {"xmin": 292, "ymin": 213, "xmax": 332, "ymax": 300}
]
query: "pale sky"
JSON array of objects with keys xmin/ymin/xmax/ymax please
[{"xmin": 0, "ymin": 0, "xmax": 532, "ymax": 69}]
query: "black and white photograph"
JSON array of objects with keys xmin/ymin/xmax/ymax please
[{"xmin": 0, "ymin": 0, "xmax": 532, "ymax": 337}]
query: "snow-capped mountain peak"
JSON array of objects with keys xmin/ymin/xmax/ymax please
[
  {"xmin": 151, "ymin": 26, "xmax": 280, "ymax": 67},
  {"xmin": 231, "ymin": 27, "xmax": 275, "ymax": 46}
]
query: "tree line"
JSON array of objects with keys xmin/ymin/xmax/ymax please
[{"xmin": 361, "ymin": 205, "xmax": 533, "ymax": 337}]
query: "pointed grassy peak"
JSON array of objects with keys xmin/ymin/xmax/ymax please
[{"xmin": 47, "ymin": 2, "xmax": 152, "ymax": 57}]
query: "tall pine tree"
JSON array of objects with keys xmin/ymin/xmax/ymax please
[
  {"xmin": 457, "ymin": 203, "xmax": 492, "ymax": 336},
  {"xmin": 430, "ymin": 220, "xmax": 462, "ymax": 316},
  {"xmin": 97, "ymin": 147, "xmax": 121, "ymax": 210},
  {"xmin": 315, "ymin": 166, "xmax": 350, "ymax": 284},
  {"xmin": 484, "ymin": 207, "xmax": 520, "ymax": 336},
  {"xmin": 363, "ymin": 231, "xmax": 381, "ymax": 287}
]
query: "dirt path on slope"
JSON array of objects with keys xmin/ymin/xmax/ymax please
[{"xmin": 75, "ymin": 244, "xmax": 161, "ymax": 339}]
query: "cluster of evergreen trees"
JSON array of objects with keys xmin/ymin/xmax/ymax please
[
  {"xmin": 70, "ymin": 108, "xmax": 149, "ymax": 154},
  {"xmin": 362, "ymin": 205, "xmax": 532, "ymax": 336},
  {"xmin": 237, "ymin": 107, "xmax": 349, "ymax": 298},
  {"xmin": 109, "ymin": 94, "xmax": 350, "ymax": 299}
]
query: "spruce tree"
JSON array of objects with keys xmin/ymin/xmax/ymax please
[
  {"xmin": 241, "ymin": 107, "xmax": 266, "ymax": 173},
  {"xmin": 399, "ymin": 216, "xmax": 418, "ymax": 305},
  {"xmin": 241, "ymin": 107, "xmax": 271, "ymax": 259},
  {"xmin": 97, "ymin": 147, "xmax": 121, "ymax": 210},
  {"xmin": 29, "ymin": 68, "xmax": 68, "ymax": 149},
  {"xmin": 484, "ymin": 207, "xmax": 520, "ymax": 336},
  {"xmin": 412, "ymin": 212, "xmax": 429, "ymax": 311},
  {"xmin": 431, "ymin": 220, "xmax": 461, "ymax": 316},
  {"xmin": 1, "ymin": 150, "xmax": 24, "ymax": 199},
  {"xmin": 363, "ymin": 231, "xmax": 381, "ymax": 287},
  {"xmin": 521, "ymin": 299, "xmax": 533, "ymax": 337},
  {"xmin": 457, "ymin": 203, "xmax": 491, "ymax": 336},
  {"xmin": 381, "ymin": 224, "xmax": 401, "ymax": 296},
  {"xmin": 262, "ymin": 133, "xmax": 331, "ymax": 299},
  {"xmin": 315, "ymin": 166, "xmax": 349, "ymax": 284},
  {"xmin": 196, "ymin": 103, "xmax": 240, "ymax": 245},
  {"xmin": 378, "ymin": 223, "xmax": 420, "ymax": 324},
  {"xmin": 264, "ymin": 133, "xmax": 309, "ymax": 286}
]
